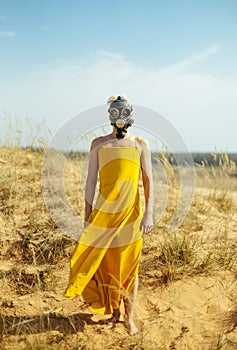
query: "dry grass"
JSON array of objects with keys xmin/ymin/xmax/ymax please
[
  {"xmin": 0, "ymin": 168, "xmax": 16, "ymax": 216},
  {"xmin": 207, "ymin": 189, "xmax": 235, "ymax": 214},
  {"xmin": 141, "ymin": 234, "xmax": 199, "ymax": 284}
]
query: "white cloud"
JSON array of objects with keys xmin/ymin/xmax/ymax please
[
  {"xmin": 0, "ymin": 15, "xmax": 7, "ymax": 20},
  {"xmin": 0, "ymin": 31, "xmax": 16, "ymax": 37},
  {"xmin": 0, "ymin": 46, "xmax": 236, "ymax": 151},
  {"xmin": 158, "ymin": 45, "xmax": 221, "ymax": 73},
  {"xmin": 190, "ymin": 44, "xmax": 220, "ymax": 62}
]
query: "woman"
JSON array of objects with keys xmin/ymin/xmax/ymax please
[{"xmin": 64, "ymin": 95, "xmax": 154, "ymax": 335}]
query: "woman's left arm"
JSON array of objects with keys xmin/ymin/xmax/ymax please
[{"xmin": 139, "ymin": 138, "xmax": 154, "ymax": 236}]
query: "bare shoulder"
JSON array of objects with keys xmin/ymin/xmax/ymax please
[
  {"xmin": 135, "ymin": 136, "xmax": 151, "ymax": 153},
  {"xmin": 90, "ymin": 136, "xmax": 104, "ymax": 151}
]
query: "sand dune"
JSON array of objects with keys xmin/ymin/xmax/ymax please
[{"xmin": 0, "ymin": 148, "xmax": 236, "ymax": 349}]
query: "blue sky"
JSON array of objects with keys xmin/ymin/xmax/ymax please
[{"xmin": 0, "ymin": 0, "xmax": 237, "ymax": 151}]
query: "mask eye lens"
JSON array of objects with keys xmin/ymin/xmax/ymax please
[
  {"xmin": 122, "ymin": 107, "xmax": 131, "ymax": 118},
  {"xmin": 109, "ymin": 108, "xmax": 119, "ymax": 119}
]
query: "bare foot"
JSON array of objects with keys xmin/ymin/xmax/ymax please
[
  {"xmin": 125, "ymin": 317, "xmax": 139, "ymax": 335},
  {"xmin": 100, "ymin": 309, "xmax": 121, "ymax": 330},
  {"xmin": 100, "ymin": 317, "xmax": 118, "ymax": 330}
]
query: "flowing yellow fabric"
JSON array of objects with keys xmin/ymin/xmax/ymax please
[{"xmin": 64, "ymin": 146, "xmax": 143, "ymax": 314}]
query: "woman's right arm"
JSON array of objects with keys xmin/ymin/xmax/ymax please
[{"xmin": 84, "ymin": 138, "xmax": 101, "ymax": 224}]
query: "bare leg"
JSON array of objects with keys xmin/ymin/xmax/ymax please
[
  {"xmin": 124, "ymin": 275, "xmax": 139, "ymax": 335},
  {"xmin": 111, "ymin": 307, "xmax": 121, "ymax": 322}
]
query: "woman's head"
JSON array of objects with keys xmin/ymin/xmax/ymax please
[{"xmin": 107, "ymin": 95, "xmax": 134, "ymax": 139}]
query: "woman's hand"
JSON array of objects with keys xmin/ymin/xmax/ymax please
[{"xmin": 140, "ymin": 212, "xmax": 154, "ymax": 237}]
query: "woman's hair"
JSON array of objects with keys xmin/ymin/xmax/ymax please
[{"xmin": 107, "ymin": 95, "xmax": 130, "ymax": 104}]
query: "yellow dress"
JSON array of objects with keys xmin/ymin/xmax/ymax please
[{"xmin": 64, "ymin": 146, "xmax": 143, "ymax": 314}]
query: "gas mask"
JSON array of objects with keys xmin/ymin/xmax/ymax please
[{"xmin": 108, "ymin": 96, "xmax": 134, "ymax": 139}]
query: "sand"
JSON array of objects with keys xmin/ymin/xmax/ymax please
[{"xmin": 0, "ymin": 148, "xmax": 236, "ymax": 349}]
